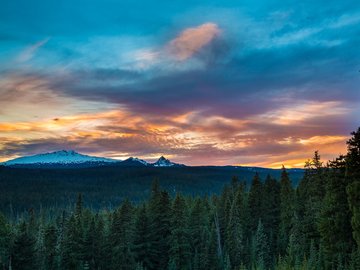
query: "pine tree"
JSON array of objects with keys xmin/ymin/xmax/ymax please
[
  {"xmin": 95, "ymin": 213, "xmax": 109, "ymax": 270},
  {"xmin": 347, "ymin": 182, "xmax": 360, "ymax": 247},
  {"xmin": 12, "ymin": 221, "xmax": 37, "ymax": 270},
  {"xmin": 345, "ymin": 127, "xmax": 360, "ymax": 179},
  {"xmin": 297, "ymin": 151, "xmax": 325, "ymax": 252},
  {"xmin": 278, "ymin": 166, "xmax": 294, "ymax": 255},
  {"xmin": 0, "ymin": 213, "xmax": 11, "ymax": 269},
  {"xmin": 319, "ymin": 161, "xmax": 353, "ymax": 268},
  {"xmin": 346, "ymin": 128, "xmax": 360, "ymax": 249},
  {"xmin": 262, "ymin": 174, "xmax": 281, "ymax": 261},
  {"xmin": 206, "ymin": 223, "xmax": 221, "ymax": 270},
  {"xmin": 110, "ymin": 199, "xmax": 136, "ymax": 270},
  {"xmin": 248, "ymin": 173, "xmax": 264, "ymax": 232},
  {"xmin": 188, "ymin": 197, "xmax": 211, "ymax": 270},
  {"xmin": 133, "ymin": 204, "xmax": 152, "ymax": 269},
  {"xmin": 169, "ymin": 193, "xmax": 191, "ymax": 270},
  {"xmin": 286, "ymin": 207, "xmax": 305, "ymax": 269},
  {"xmin": 83, "ymin": 217, "xmax": 98, "ymax": 269},
  {"xmin": 218, "ymin": 185, "xmax": 232, "ymax": 248},
  {"xmin": 225, "ymin": 186, "xmax": 246, "ymax": 268},
  {"xmin": 349, "ymin": 248, "xmax": 360, "ymax": 270},
  {"xmin": 76, "ymin": 193, "xmax": 83, "ymax": 219},
  {"xmin": 61, "ymin": 215, "xmax": 83, "ymax": 269},
  {"xmin": 222, "ymin": 253, "xmax": 231, "ymax": 270},
  {"xmin": 44, "ymin": 224, "xmax": 58, "ymax": 270},
  {"xmin": 254, "ymin": 220, "xmax": 271, "ymax": 269},
  {"xmin": 148, "ymin": 183, "xmax": 171, "ymax": 270}
]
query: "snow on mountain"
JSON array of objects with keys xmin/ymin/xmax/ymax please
[
  {"xmin": 2, "ymin": 150, "xmax": 118, "ymax": 165},
  {"xmin": 120, "ymin": 157, "xmax": 150, "ymax": 166},
  {"xmin": 152, "ymin": 156, "xmax": 184, "ymax": 167},
  {"xmin": 1, "ymin": 151, "xmax": 188, "ymax": 168}
]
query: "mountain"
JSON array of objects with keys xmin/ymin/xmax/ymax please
[
  {"xmin": 1, "ymin": 151, "xmax": 184, "ymax": 168},
  {"xmin": 2, "ymin": 150, "xmax": 119, "ymax": 167},
  {"xmin": 119, "ymin": 157, "xmax": 150, "ymax": 166},
  {"xmin": 152, "ymin": 156, "xmax": 185, "ymax": 167}
]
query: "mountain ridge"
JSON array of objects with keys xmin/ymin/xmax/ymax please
[
  {"xmin": 1, "ymin": 150, "xmax": 185, "ymax": 168},
  {"xmin": 1, "ymin": 150, "xmax": 305, "ymax": 171}
]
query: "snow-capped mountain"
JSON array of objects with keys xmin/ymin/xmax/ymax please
[
  {"xmin": 152, "ymin": 156, "xmax": 185, "ymax": 167},
  {"xmin": 1, "ymin": 151, "xmax": 187, "ymax": 168},
  {"xmin": 2, "ymin": 150, "xmax": 118, "ymax": 166},
  {"xmin": 120, "ymin": 157, "xmax": 150, "ymax": 166}
]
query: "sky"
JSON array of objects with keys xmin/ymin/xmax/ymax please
[{"xmin": 0, "ymin": 0, "xmax": 359, "ymax": 167}]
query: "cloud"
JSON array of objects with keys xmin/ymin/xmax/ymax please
[
  {"xmin": 1, "ymin": 6, "xmax": 360, "ymax": 167},
  {"xmin": 166, "ymin": 23, "xmax": 221, "ymax": 61},
  {"xmin": 0, "ymin": 101, "xmax": 353, "ymax": 167},
  {"xmin": 128, "ymin": 23, "xmax": 223, "ymax": 69},
  {"xmin": 16, "ymin": 37, "xmax": 50, "ymax": 62}
]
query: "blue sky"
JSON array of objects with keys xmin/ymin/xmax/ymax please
[{"xmin": 0, "ymin": 0, "xmax": 359, "ymax": 167}]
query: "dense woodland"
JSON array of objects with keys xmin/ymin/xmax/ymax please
[
  {"xmin": 0, "ymin": 128, "xmax": 359, "ymax": 270},
  {"xmin": 0, "ymin": 164, "xmax": 304, "ymax": 215}
]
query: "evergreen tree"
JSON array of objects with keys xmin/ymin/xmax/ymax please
[
  {"xmin": 218, "ymin": 185, "xmax": 232, "ymax": 249},
  {"xmin": 254, "ymin": 220, "xmax": 271, "ymax": 269},
  {"xmin": 83, "ymin": 217, "xmax": 99, "ymax": 269},
  {"xmin": 262, "ymin": 174, "xmax": 281, "ymax": 260},
  {"xmin": 286, "ymin": 195, "xmax": 306, "ymax": 268},
  {"xmin": 345, "ymin": 127, "xmax": 360, "ymax": 179},
  {"xmin": 297, "ymin": 151, "xmax": 325, "ymax": 252},
  {"xmin": 248, "ymin": 173, "xmax": 264, "ymax": 232},
  {"xmin": 225, "ymin": 186, "xmax": 246, "ymax": 268},
  {"xmin": 347, "ymin": 181, "xmax": 360, "ymax": 247},
  {"xmin": 278, "ymin": 166, "xmax": 294, "ymax": 255},
  {"xmin": 61, "ymin": 215, "xmax": 83, "ymax": 269},
  {"xmin": 206, "ymin": 223, "xmax": 221, "ymax": 270},
  {"xmin": 0, "ymin": 213, "xmax": 11, "ymax": 269},
  {"xmin": 75, "ymin": 193, "xmax": 83, "ymax": 219},
  {"xmin": 12, "ymin": 221, "xmax": 37, "ymax": 270},
  {"xmin": 319, "ymin": 160, "xmax": 353, "ymax": 268},
  {"xmin": 346, "ymin": 128, "xmax": 360, "ymax": 249},
  {"xmin": 148, "ymin": 182, "xmax": 171, "ymax": 270},
  {"xmin": 188, "ymin": 197, "xmax": 212, "ymax": 270},
  {"xmin": 44, "ymin": 224, "xmax": 57, "ymax": 270},
  {"xmin": 169, "ymin": 193, "xmax": 191, "ymax": 270},
  {"xmin": 133, "ymin": 204, "xmax": 152, "ymax": 269},
  {"xmin": 111, "ymin": 199, "xmax": 136, "ymax": 270}
]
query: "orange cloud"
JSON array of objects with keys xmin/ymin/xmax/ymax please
[
  {"xmin": 0, "ymin": 96, "xmax": 351, "ymax": 167},
  {"xmin": 167, "ymin": 23, "xmax": 221, "ymax": 60},
  {"xmin": 256, "ymin": 101, "xmax": 350, "ymax": 125}
]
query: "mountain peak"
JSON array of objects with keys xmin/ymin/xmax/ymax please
[
  {"xmin": 122, "ymin": 157, "xmax": 149, "ymax": 166},
  {"xmin": 3, "ymin": 150, "xmax": 118, "ymax": 166},
  {"xmin": 2, "ymin": 151, "xmax": 187, "ymax": 168},
  {"xmin": 52, "ymin": 150, "xmax": 78, "ymax": 155},
  {"xmin": 153, "ymin": 156, "xmax": 184, "ymax": 167}
]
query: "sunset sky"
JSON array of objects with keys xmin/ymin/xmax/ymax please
[{"xmin": 0, "ymin": 0, "xmax": 359, "ymax": 167}]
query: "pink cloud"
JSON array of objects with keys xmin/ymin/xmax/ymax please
[
  {"xmin": 16, "ymin": 37, "xmax": 50, "ymax": 62},
  {"xmin": 167, "ymin": 23, "xmax": 221, "ymax": 61}
]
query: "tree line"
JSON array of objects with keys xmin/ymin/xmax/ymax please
[{"xmin": 0, "ymin": 127, "xmax": 359, "ymax": 270}]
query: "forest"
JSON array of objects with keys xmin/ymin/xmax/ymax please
[
  {"xmin": 0, "ymin": 127, "xmax": 359, "ymax": 270},
  {"xmin": 0, "ymin": 164, "xmax": 304, "ymax": 215}
]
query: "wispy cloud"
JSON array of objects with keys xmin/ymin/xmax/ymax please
[
  {"xmin": 129, "ymin": 23, "xmax": 222, "ymax": 69},
  {"xmin": 166, "ymin": 23, "xmax": 221, "ymax": 61},
  {"xmin": 16, "ymin": 37, "xmax": 50, "ymax": 63}
]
